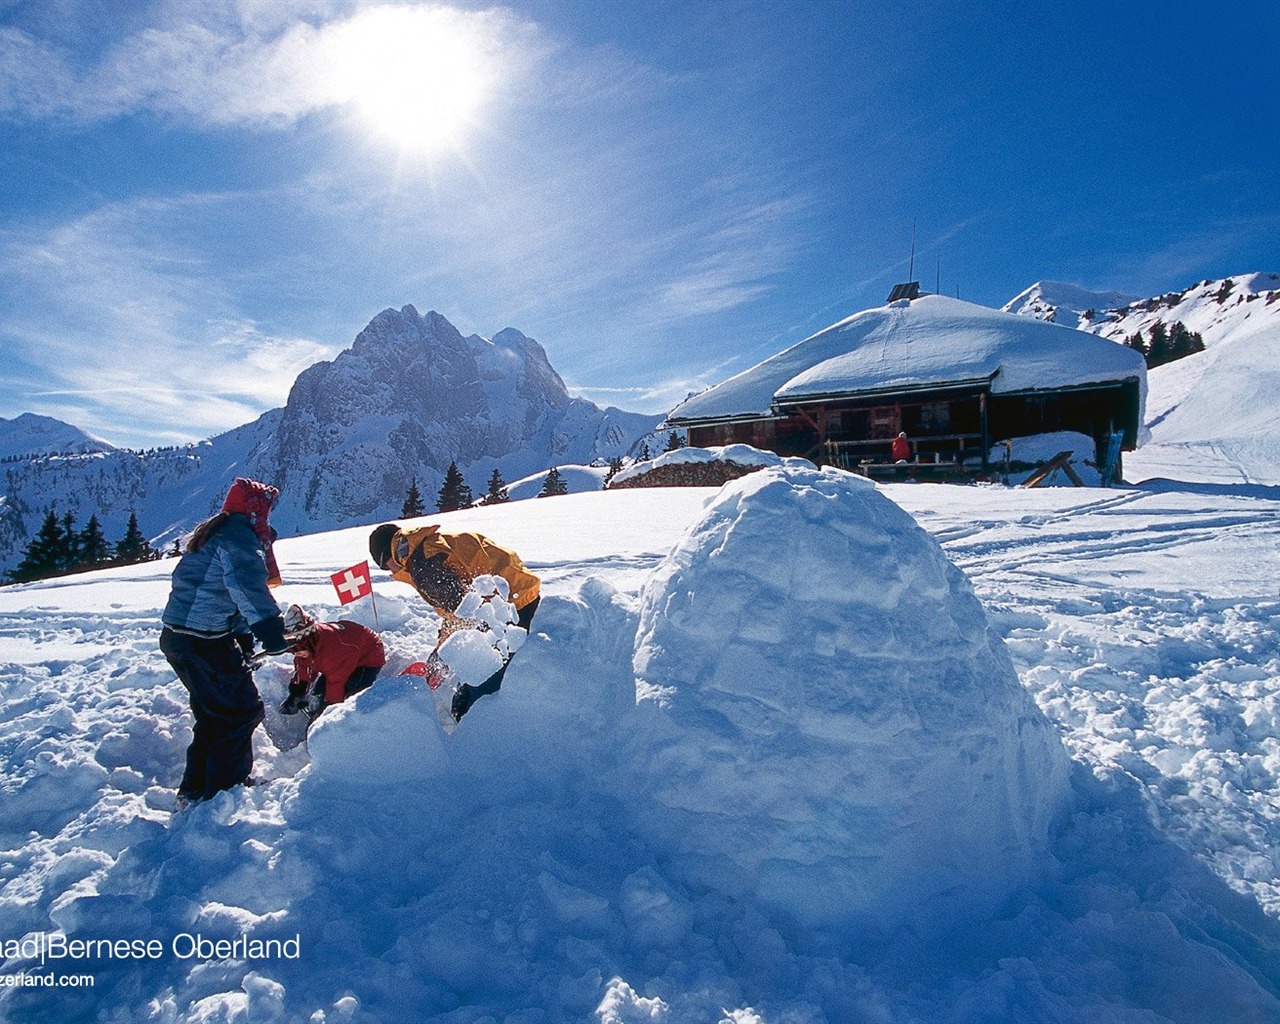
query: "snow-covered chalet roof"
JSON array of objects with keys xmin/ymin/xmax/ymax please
[{"xmin": 669, "ymin": 294, "xmax": 1147, "ymax": 423}]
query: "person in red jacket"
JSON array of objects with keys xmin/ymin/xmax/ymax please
[
  {"xmin": 891, "ymin": 431, "xmax": 911, "ymax": 462},
  {"xmin": 279, "ymin": 605, "xmax": 386, "ymax": 719}
]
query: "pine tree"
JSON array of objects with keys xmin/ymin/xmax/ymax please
[
  {"xmin": 58, "ymin": 511, "xmax": 79, "ymax": 575},
  {"xmin": 436, "ymin": 461, "xmax": 473, "ymax": 513},
  {"xmin": 663, "ymin": 430, "xmax": 684, "ymax": 452},
  {"xmin": 401, "ymin": 478, "xmax": 426, "ymax": 518},
  {"xmin": 1167, "ymin": 321, "xmax": 1205, "ymax": 362},
  {"xmin": 77, "ymin": 514, "xmax": 111, "ymax": 570},
  {"xmin": 603, "ymin": 456, "xmax": 625, "ymax": 488},
  {"xmin": 7, "ymin": 510, "xmax": 67, "ymax": 583},
  {"xmin": 638, "ymin": 442, "xmax": 652, "ymax": 462},
  {"xmin": 538, "ymin": 466, "xmax": 568, "ymax": 498},
  {"xmin": 1124, "ymin": 331, "xmax": 1148, "ymax": 358},
  {"xmin": 114, "ymin": 512, "xmax": 155, "ymax": 565},
  {"xmin": 1146, "ymin": 322, "xmax": 1172, "ymax": 368},
  {"xmin": 481, "ymin": 468, "xmax": 509, "ymax": 505}
]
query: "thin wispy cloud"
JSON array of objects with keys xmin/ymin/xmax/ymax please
[
  {"xmin": 1, "ymin": 2, "xmax": 821, "ymax": 442},
  {"xmin": 0, "ymin": 192, "xmax": 331, "ymax": 444},
  {"xmin": 567, "ymin": 355, "xmax": 746, "ymax": 415}
]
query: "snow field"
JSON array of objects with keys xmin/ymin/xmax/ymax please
[{"xmin": 1, "ymin": 468, "xmax": 1280, "ymax": 1020}]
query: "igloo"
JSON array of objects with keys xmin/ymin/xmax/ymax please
[{"xmin": 631, "ymin": 465, "xmax": 1073, "ymax": 938}]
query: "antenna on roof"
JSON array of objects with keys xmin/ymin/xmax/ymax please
[
  {"xmin": 936, "ymin": 256, "xmax": 940, "ymax": 297},
  {"xmin": 908, "ymin": 219, "xmax": 916, "ymax": 283},
  {"xmin": 886, "ymin": 222, "xmax": 923, "ymax": 304}
]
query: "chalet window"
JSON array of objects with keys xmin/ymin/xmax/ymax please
[
  {"xmin": 918, "ymin": 402, "xmax": 950, "ymax": 434},
  {"xmin": 845, "ymin": 410, "xmax": 870, "ymax": 438},
  {"xmin": 870, "ymin": 407, "xmax": 896, "ymax": 439}
]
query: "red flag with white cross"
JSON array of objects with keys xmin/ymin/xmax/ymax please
[{"xmin": 331, "ymin": 561, "xmax": 373, "ymax": 605}]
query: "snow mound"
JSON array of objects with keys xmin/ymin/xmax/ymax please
[
  {"xmin": 503, "ymin": 462, "xmax": 609, "ymax": 500},
  {"xmin": 632, "ymin": 464, "xmax": 1073, "ymax": 935},
  {"xmin": 306, "ymin": 672, "xmax": 449, "ymax": 782}
]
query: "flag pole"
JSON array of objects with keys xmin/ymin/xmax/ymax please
[{"xmin": 370, "ymin": 586, "xmax": 381, "ymax": 631}]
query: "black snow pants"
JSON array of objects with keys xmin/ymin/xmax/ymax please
[{"xmin": 160, "ymin": 627, "xmax": 265, "ymax": 802}]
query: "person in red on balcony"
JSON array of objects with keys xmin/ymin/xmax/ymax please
[{"xmin": 891, "ymin": 432, "xmax": 911, "ymax": 462}]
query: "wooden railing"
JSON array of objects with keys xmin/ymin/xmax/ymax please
[{"xmin": 822, "ymin": 433, "xmax": 986, "ymax": 472}]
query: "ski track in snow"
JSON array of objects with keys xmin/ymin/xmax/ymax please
[{"xmin": 897, "ymin": 483, "xmax": 1280, "ymax": 918}]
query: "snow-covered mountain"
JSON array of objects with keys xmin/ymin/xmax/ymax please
[
  {"xmin": 1008, "ymin": 272, "xmax": 1280, "ymax": 345},
  {"xmin": 1002, "ymin": 280, "xmax": 1141, "ymax": 329},
  {"xmin": 0, "ymin": 308, "xmax": 661, "ymax": 572},
  {"xmin": 0, "ymin": 413, "xmax": 114, "ymax": 459},
  {"xmin": 240, "ymin": 305, "xmax": 659, "ymax": 535}
]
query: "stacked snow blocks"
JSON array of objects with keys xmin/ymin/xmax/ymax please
[{"xmin": 630, "ymin": 464, "xmax": 1073, "ymax": 941}]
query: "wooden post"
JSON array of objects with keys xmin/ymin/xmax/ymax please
[{"xmin": 979, "ymin": 391, "xmax": 990, "ymax": 472}]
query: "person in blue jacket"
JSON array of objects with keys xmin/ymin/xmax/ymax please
[{"xmin": 160, "ymin": 478, "xmax": 288, "ymax": 805}]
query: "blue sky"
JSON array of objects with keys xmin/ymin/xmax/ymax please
[{"xmin": 1, "ymin": 0, "xmax": 1275, "ymax": 449}]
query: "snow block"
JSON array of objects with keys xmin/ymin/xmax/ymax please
[
  {"xmin": 631, "ymin": 465, "xmax": 1072, "ymax": 937},
  {"xmin": 306, "ymin": 672, "xmax": 448, "ymax": 783}
]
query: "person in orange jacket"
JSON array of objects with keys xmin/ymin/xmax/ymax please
[
  {"xmin": 279, "ymin": 605, "xmax": 386, "ymax": 719},
  {"xmin": 368, "ymin": 522, "xmax": 541, "ymax": 721}
]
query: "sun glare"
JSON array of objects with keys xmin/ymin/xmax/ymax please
[{"xmin": 324, "ymin": 6, "xmax": 496, "ymax": 155}]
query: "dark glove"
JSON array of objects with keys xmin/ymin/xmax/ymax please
[
  {"xmin": 251, "ymin": 614, "xmax": 289, "ymax": 656},
  {"xmin": 301, "ymin": 691, "xmax": 325, "ymax": 720},
  {"xmin": 279, "ymin": 691, "xmax": 305, "ymax": 716},
  {"xmin": 234, "ymin": 633, "xmax": 255, "ymax": 659},
  {"xmin": 281, "ymin": 676, "xmax": 325, "ymax": 719}
]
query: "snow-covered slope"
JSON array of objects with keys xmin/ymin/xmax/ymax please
[
  {"xmin": 1015, "ymin": 272, "xmax": 1280, "ymax": 348},
  {"xmin": 2, "ymin": 462, "xmax": 1280, "ymax": 1021}
]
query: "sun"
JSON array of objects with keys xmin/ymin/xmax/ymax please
[{"xmin": 323, "ymin": 6, "xmax": 496, "ymax": 155}]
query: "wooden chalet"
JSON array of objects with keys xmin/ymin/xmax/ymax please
[{"xmin": 666, "ymin": 290, "xmax": 1147, "ymax": 482}]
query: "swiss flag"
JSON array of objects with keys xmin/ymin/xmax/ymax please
[{"xmin": 330, "ymin": 561, "xmax": 373, "ymax": 605}]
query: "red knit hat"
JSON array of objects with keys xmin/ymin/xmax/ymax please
[{"xmin": 222, "ymin": 478, "xmax": 282, "ymax": 586}]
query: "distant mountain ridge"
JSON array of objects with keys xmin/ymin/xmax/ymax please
[
  {"xmin": 0, "ymin": 307, "xmax": 662, "ymax": 574},
  {"xmin": 0, "ymin": 413, "xmax": 114, "ymax": 459},
  {"xmin": 256, "ymin": 305, "xmax": 659, "ymax": 533},
  {"xmin": 1002, "ymin": 282, "xmax": 1142, "ymax": 330},
  {"xmin": 1006, "ymin": 272, "xmax": 1280, "ymax": 345}
]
